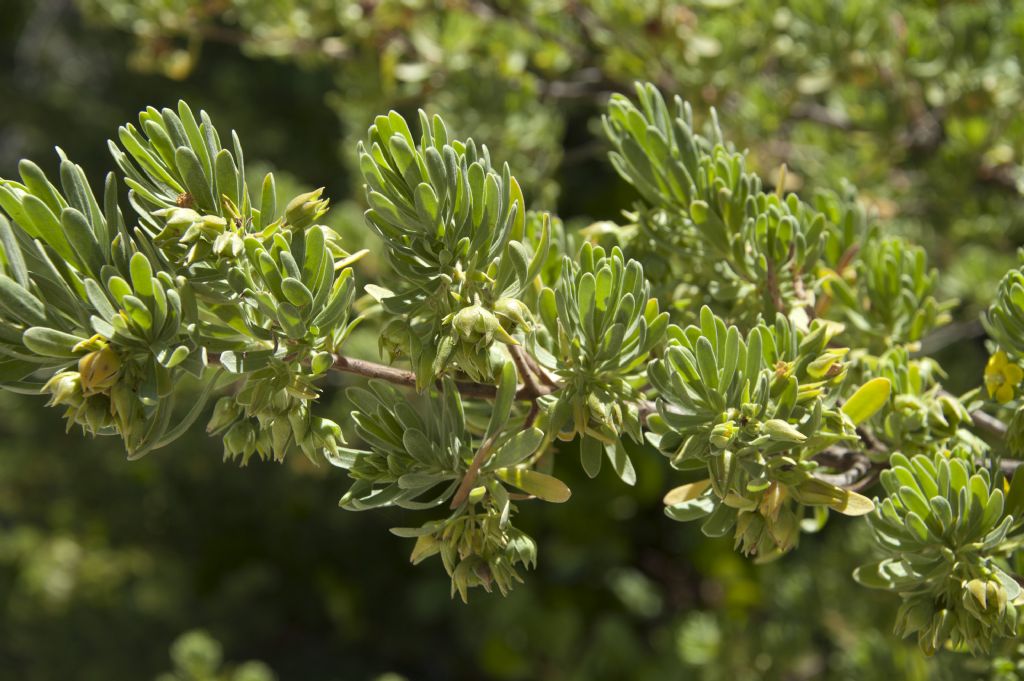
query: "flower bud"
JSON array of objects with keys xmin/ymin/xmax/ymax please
[
  {"xmin": 160, "ymin": 207, "xmax": 201, "ymax": 232},
  {"xmin": 452, "ymin": 305, "xmax": 492, "ymax": 339},
  {"xmin": 224, "ymin": 421, "xmax": 256, "ymax": 462},
  {"xmin": 81, "ymin": 394, "xmax": 114, "ymax": 432},
  {"xmin": 310, "ymin": 351, "xmax": 334, "ymax": 375},
  {"xmin": 285, "ymin": 188, "xmax": 329, "ymax": 230},
  {"xmin": 761, "ymin": 418, "xmax": 806, "ymax": 443},
  {"xmin": 207, "ymin": 396, "xmax": 241, "ymax": 433},
  {"xmin": 78, "ymin": 346, "xmax": 121, "ymax": 395},
  {"xmin": 450, "ymin": 305, "xmax": 517, "ymax": 345},
  {"xmin": 966, "ymin": 578, "xmax": 989, "ymax": 609},
  {"xmin": 494, "ymin": 297, "xmax": 532, "ymax": 330},
  {"xmin": 410, "ymin": 534, "xmax": 441, "ymax": 565},
  {"xmin": 43, "ymin": 371, "xmax": 84, "ymax": 407}
]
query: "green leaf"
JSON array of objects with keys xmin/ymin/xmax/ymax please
[
  {"xmin": 663, "ymin": 479, "xmax": 711, "ymax": 505},
  {"xmin": 0, "ymin": 275, "xmax": 47, "ymax": 327},
  {"xmin": 852, "ymin": 561, "xmax": 896, "ymax": 590},
  {"xmin": 486, "ymin": 360, "xmax": 517, "ymax": 439},
  {"xmin": 496, "ymin": 468, "xmax": 571, "ymax": 503},
  {"xmin": 490, "ymin": 428, "xmax": 543, "ymax": 469},
  {"xmin": 259, "ymin": 173, "xmax": 276, "ymax": 228},
  {"xmin": 281, "ymin": 277, "xmax": 313, "ymax": 307},
  {"xmin": 700, "ymin": 503, "xmax": 736, "ymax": 537},
  {"xmin": 175, "ymin": 146, "xmax": 216, "ymax": 211},
  {"xmin": 22, "ymin": 194, "xmax": 77, "ymax": 265},
  {"xmin": 22, "ymin": 327, "xmax": 85, "ymax": 358},
  {"xmin": 129, "ymin": 252, "xmax": 155, "ymax": 298},
  {"xmin": 831, "ymin": 489, "xmax": 875, "ymax": 516},
  {"xmin": 580, "ymin": 435, "xmax": 603, "ymax": 478},
  {"xmin": 665, "ymin": 496, "xmax": 715, "ymax": 522},
  {"xmin": 606, "ymin": 441, "xmax": 636, "ymax": 486},
  {"xmin": 60, "ymin": 208, "xmax": 103, "ymax": 277},
  {"xmin": 842, "ymin": 377, "xmax": 891, "ymax": 425}
]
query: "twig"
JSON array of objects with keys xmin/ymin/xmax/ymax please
[
  {"xmin": 330, "ymin": 354, "xmax": 555, "ymax": 401},
  {"xmin": 217, "ymin": 353, "xmax": 1020, "ymax": 490},
  {"xmin": 969, "ymin": 407, "xmax": 1008, "ymax": 439},
  {"xmin": 509, "ymin": 345, "xmax": 545, "ymax": 398},
  {"xmin": 812, "ymin": 449, "xmax": 877, "ymax": 489},
  {"xmin": 450, "ymin": 432, "xmax": 500, "ymax": 509}
]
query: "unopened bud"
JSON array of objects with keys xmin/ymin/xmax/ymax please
[
  {"xmin": 762, "ymin": 418, "xmax": 806, "ymax": 443},
  {"xmin": 310, "ymin": 351, "xmax": 334, "ymax": 376},
  {"xmin": 494, "ymin": 297, "xmax": 532, "ymax": 330},
  {"xmin": 410, "ymin": 534, "xmax": 441, "ymax": 565},
  {"xmin": 451, "ymin": 305, "xmax": 517, "ymax": 345},
  {"xmin": 207, "ymin": 396, "xmax": 241, "ymax": 433},
  {"xmin": 224, "ymin": 421, "xmax": 255, "ymax": 460},
  {"xmin": 78, "ymin": 346, "xmax": 121, "ymax": 395},
  {"xmin": 285, "ymin": 188, "xmax": 329, "ymax": 230},
  {"xmin": 43, "ymin": 371, "xmax": 84, "ymax": 407},
  {"xmin": 81, "ymin": 395, "xmax": 114, "ymax": 432}
]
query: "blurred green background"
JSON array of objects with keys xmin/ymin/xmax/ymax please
[{"xmin": 2, "ymin": 1, "xmax": 1024, "ymax": 679}]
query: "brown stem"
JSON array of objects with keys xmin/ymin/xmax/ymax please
[
  {"xmin": 450, "ymin": 432, "xmax": 500, "ymax": 510},
  {"xmin": 509, "ymin": 345, "xmax": 545, "ymax": 398},
  {"xmin": 330, "ymin": 354, "xmax": 554, "ymax": 401},
  {"xmin": 215, "ymin": 353, "xmax": 1019, "ymax": 490},
  {"xmin": 812, "ymin": 449, "xmax": 879, "ymax": 490},
  {"xmin": 969, "ymin": 406, "xmax": 1009, "ymax": 439}
]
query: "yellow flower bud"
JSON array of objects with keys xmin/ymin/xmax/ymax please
[{"xmin": 78, "ymin": 346, "xmax": 122, "ymax": 395}]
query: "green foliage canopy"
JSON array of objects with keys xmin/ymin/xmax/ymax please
[{"xmin": 3, "ymin": 75, "xmax": 1024, "ymax": 663}]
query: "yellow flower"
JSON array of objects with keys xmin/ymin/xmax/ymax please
[{"xmin": 984, "ymin": 350, "xmax": 1023, "ymax": 403}]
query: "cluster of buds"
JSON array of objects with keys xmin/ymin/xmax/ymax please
[
  {"xmin": 43, "ymin": 370, "xmax": 115, "ymax": 434},
  {"xmin": 865, "ymin": 350, "xmax": 973, "ymax": 453},
  {"xmin": 449, "ymin": 303, "xmax": 518, "ymax": 346},
  {"xmin": 554, "ymin": 380, "xmax": 644, "ymax": 453},
  {"xmin": 41, "ymin": 337, "xmax": 152, "ymax": 448},
  {"xmin": 153, "ymin": 207, "xmax": 242, "ymax": 266},
  {"xmin": 407, "ymin": 499, "xmax": 538, "ymax": 603},
  {"xmin": 880, "ymin": 391, "xmax": 971, "ymax": 451},
  {"xmin": 651, "ymin": 312, "xmax": 881, "ymax": 559},
  {"xmin": 207, "ymin": 388, "xmax": 345, "ymax": 465},
  {"xmin": 437, "ymin": 300, "xmax": 530, "ymax": 382},
  {"xmin": 732, "ymin": 482, "xmax": 800, "ymax": 558},
  {"xmin": 666, "ymin": 445, "xmax": 872, "ymax": 562},
  {"xmin": 889, "ymin": 570, "xmax": 1020, "ymax": 656}
]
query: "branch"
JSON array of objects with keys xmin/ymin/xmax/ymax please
[
  {"xmin": 450, "ymin": 431, "xmax": 500, "ymax": 509},
  {"xmin": 222, "ymin": 354, "xmax": 1020, "ymax": 489},
  {"xmin": 329, "ymin": 354, "xmax": 555, "ymax": 401},
  {"xmin": 970, "ymin": 407, "xmax": 1008, "ymax": 439},
  {"xmin": 508, "ymin": 345, "xmax": 545, "ymax": 398},
  {"xmin": 812, "ymin": 449, "xmax": 880, "ymax": 491}
]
